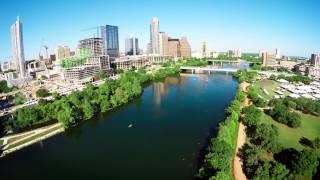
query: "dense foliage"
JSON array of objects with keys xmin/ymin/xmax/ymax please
[
  {"xmin": 247, "ymin": 86, "xmax": 268, "ymax": 107},
  {"xmin": 270, "ymin": 96, "xmax": 320, "ymax": 115},
  {"xmin": 268, "ymin": 102, "xmax": 302, "ymax": 128},
  {"xmin": 0, "ymin": 80, "xmax": 17, "ymax": 93},
  {"xmin": 5, "ymin": 67, "xmax": 179, "ymax": 131},
  {"xmin": 36, "ymin": 88, "xmax": 50, "ymax": 98},
  {"xmin": 181, "ymin": 58, "xmax": 208, "ymax": 67},
  {"xmin": 233, "ymin": 70, "xmax": 257, "ymax": 83},
  {"xmin": 197, "ymin": 87, "xmax": 244, "ymax": 179},
  {"xmin": 14, "ymin": 92, "xmax": 26, "ymax": 105},
  {"xmin": 277, "ymin": 74, "xmax": 311, "ymax": 84}
]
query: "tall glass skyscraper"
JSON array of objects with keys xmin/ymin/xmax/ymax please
[
  {"xmin": 11, "ymin": 16, "xmax": 26, "ymax": 77},
  {"xmin": 125, "ymin": 36, "xmax": 139, "ymax": 56},
  {"xmin": 150, "ymin": 17, "xmax": 160, "ymax": 54},
  {"xmin": 99, "ymin": 25, "xmax": 119, "ymax": 58}
]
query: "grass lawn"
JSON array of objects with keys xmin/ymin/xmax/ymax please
[
  {"xmin": 260, "ymin": 112, "xmax": 320, "ymax": 150},
  {"xmin": 253, "ymin": 79, "xmax": 279, "ymax": 100},
  {"xmin": 0, "ymin": 139, "xmax": 3, "ymax": 146}
]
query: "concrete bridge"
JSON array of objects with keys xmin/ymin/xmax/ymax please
[{"xmin": 180, "ymin": 66, "xmax": 238, "ymax": 74}]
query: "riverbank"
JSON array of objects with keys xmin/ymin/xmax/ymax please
[{"xmin": 233, "ymin": 82, "xmax": 250, "ymax": 180}]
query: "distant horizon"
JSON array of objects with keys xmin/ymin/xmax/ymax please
[{"xmin": 0, "ymin": 0, "xmax": 319, "ymax": 61}]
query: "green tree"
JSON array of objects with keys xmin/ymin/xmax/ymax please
[
  {"xmin": 14, "ymin": 92, "xmax": 26, "ymax": 105},
  {"xmin": 36, "ymin": 88, "xmax": 50, "ymax": 98},
  {"xmin": 291, "ymin": 150, "xmax": 319, "ymax": 177},
  {"xmin": 82, "ymin": 99, "xmax": 94, "ymax": 120}
]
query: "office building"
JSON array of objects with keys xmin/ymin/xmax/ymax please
[
  {"xmin": 262, "ymin": 51, "xmax": 277, "ymax": 67},
  {"xmin": 202, "ymin": 41, "xmax": 208, "ymax": 58},
  {"xmin": 112, "ymin": 55, "xmax": 172, "ymax": 70},
  {"xmin": 159, "ymin": 32, "xmax": 168, "ymax": 56},
  {"xmin": 168, "ymin": 38, "xmax": 180, "ymax": 57},
  {"xmin": 179, "ymin": 37, "xmax": 191, "ymax": 58},
  {"xmin": 150, "ymin": 17, "xmax": 160, "ymax": 54},
  {"xmin": 310, "ymin": 54, "xmax": 320, "ymax": 68},
  {"xmin": 11, "ymin": 16, "xmax": 26, "ymax": 77},
  {"xmin": 276, "ymin": 48, "xmax": 281, "ymax": 59},
  {"xmin": 125, "ymin": 36, "xmax": 139, "ymax": 56},
  {"xmin": 99, "ymin": 25, "xmax": 119, "ymax": 57}
]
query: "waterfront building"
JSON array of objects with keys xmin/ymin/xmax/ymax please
[
  {"xmin": 112, "ymin": 55, "xmax": 172, "ymax": 70},
  {"xmin": 125, "ymin": 36, "xmax": 139, "ymax": 56},
  {"xmin": 159, "ymin": 32, "xmax": 168, "ymax": 56},
  {"xmin": 11, "ymin": 16, "xmax": 26, "ymax": 77},
  {"xmin": 150, "ymin": 17, "xmax": 160, "ymax": 54},
  {"xmin": 98, "ymin": 25, "xmax": 119, "ymax": 57}
]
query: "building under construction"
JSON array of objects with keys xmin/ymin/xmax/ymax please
[{"xmin": 62, "ymin": 37, "xmax": 112, "ymax": 84}]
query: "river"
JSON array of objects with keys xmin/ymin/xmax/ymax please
[{"xmin": 0, "ymin": 72, "xmax": 238, "ymax": 180}]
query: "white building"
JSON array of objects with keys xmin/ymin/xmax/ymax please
[
  {"xmin": 11, "ymin": 16, "xmax": 26, "ymax": 77},
  {"xmin": 150, "ymin": 17, "xmax": 160, "ymax": 54},
  {"xmin": 275, "ymin": 48, "xmax": 281, "ymax": 59}
]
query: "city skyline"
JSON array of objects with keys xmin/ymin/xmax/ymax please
[{"xmin": 0, "ymin": 0, "xmax": 320, "ymax": 61}]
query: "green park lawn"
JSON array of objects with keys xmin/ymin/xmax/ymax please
[
  {"xmin": 260, "ymin": 112, "xmax": 320, "ymax": 150},
  {"xmin": 253, "ymin": 79, "xmax": 279, "ymax": 100}
]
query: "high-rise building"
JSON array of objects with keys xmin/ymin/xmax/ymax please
[
  {"xmin": 276, "ymin": 48, "xmax": 281, "ymax": 59},
  {"xmin": 99, "ymin": 25, "xmax": 119, "ymax": 57},
  {"xmin": 167, "ymin": 38, "xmax": 180, "ymax": 57},
  {"xmin": 179, "ymin": 37, "xmax": 191, "ymax": 58},
  {"xmin": 125, "ymin": 36, "xmax": 139, "ymax": 56},
  {"xmin": 11, "ymin": 16, "xmax": 26, "ymax": 77},
  {"xmin": 150, "ymin": 17, "xmax": 160, "ymax": 54},
  {"xmin": 159, "ymin": 32, "xmax": 168, "ymax": 56},
  {"xmin": 262, "ymin": 51, "xmax": 268, "ymax": 66},
  {"xmin": 202, "ymin": 41, "xmax": 208, "ymax": 58},
  {"xmin": 310, "ymin": 54, "xmax": 320, "ymax": 68}
]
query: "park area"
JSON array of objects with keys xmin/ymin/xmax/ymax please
[
  {"xmin": 252, "ymin": 79, "xmax": 281, "ymax": 100},
  {"xmin": 260, "ymin": 111, "xmax": 320, "ymax": 151}
]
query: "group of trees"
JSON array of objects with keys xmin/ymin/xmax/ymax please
[
  {"xmin": 197, "ymin": 88, "xmax": 244, "ymax": 179},
  {"xmin": 268, "ymin": 101, "xmax": 302, "ymax": 128},
  {"xmin": 247, "ymin": 86, "xmax": 268, "ymax": 107},
  {"xmin": 181, "ymin": 59, "xmax": 208, "ymax": 67},
  {"xmin": 14, "ymin": 92, "xmax": 26, "ymax": 105},
  {"xmin": 5, "ymin": 67, "xmax": 180, "ymax": 131},
  {"xmin": 0, "ymin": 80, "xmax": 18, "ymax": 93},
  {"xmin": 241, "ymin": 105, "xmax": 291, "ymax": 179},
  {"xmin": 233, "ymin": 70, "xmax": 257, "ymax": 83},
  {"xmin": 277, "ymin": 74, "xmax": 311, "ymax": 84},
  {"xmin": 271, "ymin": 96, "xmax": 320, "ymax": 115},
  {"xmin": 36, "ymin": 88, "xmax": 50, "ymax": 98}
]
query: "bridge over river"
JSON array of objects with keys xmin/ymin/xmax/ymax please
[{"xmin": 180, "ymin": 66, "xmax": 240, "ymax": 74}]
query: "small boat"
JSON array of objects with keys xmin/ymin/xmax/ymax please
[{"xmin": 128, "ymin": 124, "xmax": 133, "ymax": 128}]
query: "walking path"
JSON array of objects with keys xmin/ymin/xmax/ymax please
[
  {"xmin": 233, "ymin": 82, "xmax": 250, "ymax": 180},
  {"xmin": 0, "ymin": 123, "xmax": 64, "ymax": 158}
]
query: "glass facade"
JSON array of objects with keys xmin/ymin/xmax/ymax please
[{"xmin": 100, "ymin": 25, "xmax": 119, "ymax": 57}]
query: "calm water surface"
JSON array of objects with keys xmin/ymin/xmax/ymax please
[{"xmin": 0, "ymin": 73, "xmax": 237, "ymax": 180}]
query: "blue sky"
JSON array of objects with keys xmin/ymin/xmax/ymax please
[{"xmin": 0, "ymin": 0, "xmax": 319, "ymax": 61}]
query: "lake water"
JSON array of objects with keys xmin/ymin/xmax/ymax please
[{"xmin": 0, "ymin": 73, "xmax": 238, "ymax": 180}]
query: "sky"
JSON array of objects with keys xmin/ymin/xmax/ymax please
[{"xmin": 0, "ymin": 0, "xmax": 319, "ymax": 61}]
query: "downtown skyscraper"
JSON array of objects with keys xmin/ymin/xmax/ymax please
[
  {"xmin": 11, "ymin": 16, "xmax": 26, "ymax": 77},
  {"xmin": 98, "ymin": 25, "xmax": 119, "ymax": 58},
  {"xmin": 150, "ymin": 17, "xmax": 160, "ymax": 54}
]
